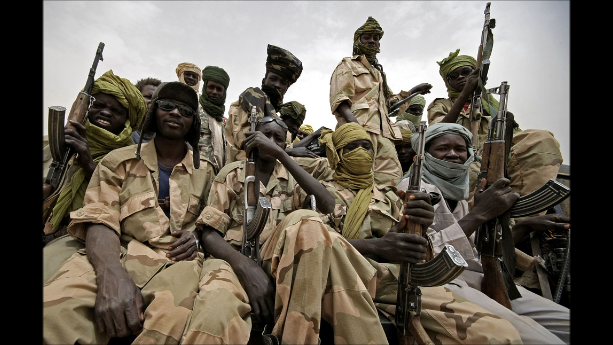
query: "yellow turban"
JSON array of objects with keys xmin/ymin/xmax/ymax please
[
  {"xmin": 299, "ymin": 124, "xmax": 313, "ymax": 134},
  {"xmin": 319, "ymin": 123, "xmax": 374, "ymax": 239},
  {"xmin": 176, "ymin": 62, "xmax": 202, "ymax": 93}
]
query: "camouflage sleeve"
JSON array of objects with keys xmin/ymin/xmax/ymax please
[
  {"xmin": 292, "ymin": 156, "xmax": 334, "ymax": 181},
  {"xmin": 427, "ymin": 98, "xmax": 451, "ymax": 125},
  {"xmin": 329, "ymin": 59, "xmax": 355, "ymax": 114},
  {"xmin": 67, "ymin": 155, "xmax": 127, "ymax": 242},
  {"xmin": 196, "ymin": 164, "xmax": 242, "ymax": 236}
]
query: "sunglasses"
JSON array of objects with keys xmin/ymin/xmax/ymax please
[
  {"xmin": 257, "ymin": 116, "xmax": 288, "ymax": 130},
  {"xmin": 156, "ymin": 99, "xmax": 196, "ymax": 118},
  {"xmin": 446, "ymin": 66, "xmax": 474, "ymax": 81}
]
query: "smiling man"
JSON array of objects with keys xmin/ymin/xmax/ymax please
[
  {"xmin": 43, "ymin": 81, "xmax": 218, "ymax": 344},
  {"xmin": 197, "ymin": 65, "xmax": 230, "ymax": 172},
  {"xmin": 176, "ymin": 62, "xmax": 202, "ymax": 95},
  {"xmin": 225, "ymin": 44, "xmax": 303, "ymax": 164}
]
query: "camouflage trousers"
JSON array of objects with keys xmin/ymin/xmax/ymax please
[
  {"xmin": 467, "ymin": 129, "xmax": 563, "ymax": 209},
  {"xmin": 43, "ymin": 241, "xmax": 204, "ymax": 345},
  {"xmin": 368, "ymin": 132, "xmax": 403, "ymax": 187},
  {"xmin": 367, "ymin": 259, "xmax": 523, "ymax": 344},
  {"xmin": 42, "ymin": 234, "xmax": 83, "ymax": 285},
  {"xmin": 182, "ymin": 209, "xmax": 389, "ymax": 345}
]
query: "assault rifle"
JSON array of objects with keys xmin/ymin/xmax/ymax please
[
  {"xmin": 241, "ymin": 106, "xmax": 272, "ymax": 266},
  {"xmin": 468, "ymin": 2, "xmax": 496, "ymax": 148},
  {"xmin": 43, "ymin": 42, "xmax": 105, "ymax": 228},
  {"xmin": 396, "ymin": 121, "xmax": 468, "ymax": 345}
]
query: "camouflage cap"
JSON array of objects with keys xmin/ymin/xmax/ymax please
[
  {"xmin": 353, "ymin": 16, "xmax": 384, "ymax": 43},
  {"xmin": 265, "ymin": 44, "xmax": 303, "ymax": 85},
  {"xmin": 279, "ymin": 101, "xmax": 307, "ymax": 122}
]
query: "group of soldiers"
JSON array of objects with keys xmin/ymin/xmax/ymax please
[{"xmin": 42, "ymin": 15, "xmax": 570, "ymax": 345}]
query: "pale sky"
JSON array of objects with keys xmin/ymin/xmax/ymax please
[{"xmin": 43, "ymin": 1, "xmax": 570, "ymax": 164}]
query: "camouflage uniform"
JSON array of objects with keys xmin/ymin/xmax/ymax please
[
  {"xmin": 198, "ymin": 104, "xmax": 226, "ymax": 172},
  {"xmin": 312, "ymin": 179, "xmax": 523, "ymax": 344},
  {"xmin": 42, "ymin": 140, "xmax": 217, "ymax": 345},
  {"xmin": 188, "ymin": 160, "xmax": 389, "ymax": 344},
  {"xmin": 330, "ymin": 55, "xmax": 403, "ymax": 187},
  {"xmin": 428, "ymin": 98, "xmax": 563, "ymax": 209},
  {"xmin": 224, "ymin": 87, "xmax": 278, "ymax": 165},
  {"xmin": 396, "ymin": 178, "xmax": 570, "ymax": 344}
]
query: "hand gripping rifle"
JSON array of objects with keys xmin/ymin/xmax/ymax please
[
  {"xmin": 43, "ymin": 42, "xmax": 105, "ymax": 227},
  {"xmin": 396, "ymin": 121, "xmax": 468, "ymax": 345},
  {"xmin": 468, "ymin": 3, "xmax": 496, "ymax": 149},
  {"xmin": 241, "ymin": 106, "xmax": 272, "ymax": 266}
]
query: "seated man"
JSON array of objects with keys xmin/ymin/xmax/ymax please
[
  {"xmin": 186, "ymin": 116, "xmax": 389, "ymax": 344},
  {"xmin": 314, "ymin": 122, "xmax": 523, "ymax": 344},
  {"xmin": 294, "ymin": 123, "xmax": 313, "ymax": 142},
  {"xmin": 429, "ymin": 49, "xmax": 563, "ymax": 209},
  {"xmin": 397, "ymin": 123, "xmax": 570, "ymax": 344},
  {"xmin": 43, "ymin": 70, "xmax": 148, "ymax": 283},
  {"xmin": 43, "ymin": 81, "xmax": 217, "ymax": 344},
  {"xmin": 278, "ymin": 100, "xmax": 320, "ymax": 159}
]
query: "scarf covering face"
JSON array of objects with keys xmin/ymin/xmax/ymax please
[
  {"xmin": 352, "ymin": 16, "xmax": 393, "ymax": 107},
  {"xmin": 437, "ymin": 49, "xmax": 499, "ymax": 115},
  {"xmin": 199, "ymin": 66, "xmax": 230, "ymax": 122},
  {"xmin": 397, "ymin": 95, "xmax": 426, "ymax": 122},
  {"xmin": 176, "ymin": 62, "xmax": 202, "ymax": 94},
  {"xmin": 266, "ymin": 44, "xmax": 303, "ymax": 85},
  {"xmin": 319, "ymin": 123, "xmax": 374, "ymax": 240},
  {"xmin": 411, "ymin": 123, "xmax": 475, "ymax": 201},
  {"xmin": 49, "ymin": 70, "xmax": 147, "ymax": 231},
  {"xmin": 278, "ymin": 101, "xmax": 306, "ymax": 123}
]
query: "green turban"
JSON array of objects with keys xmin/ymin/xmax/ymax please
[
  {"xmin": 200, "ymin": 65, "xmax": 230, "ymax": 122},
  {"xmin": 49, "ymin": 69, "xmax": 147, "ymax": 232},
  {"xmin": 279, "ymin": 101, "xmax": 306, "ymax": 123},
  {"xmin": 353, "ymin": 16, "xmax": 384, "ymax": 61},
  {"xmin": 319, "ymin": 123, "xmax": 374, "ymax": 240},
  {"xmin": 437, "ymin": 49, "xmax": 499, "ymax": 115}
]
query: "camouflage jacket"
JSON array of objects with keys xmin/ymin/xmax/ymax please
[
  {"xmin": 198, "ymin": 104, "xmax": 226, "ymax": 172},
  {"xmin": 67, "ymin": 139, "xmax": 216, "ymax": 251},
  {"xmin": 196, "ymin": 160, "xmax": 308, "ymax": 250},
  {"xmin": 329, "ymin": 55, "xmax": 401, "ymax": 141},
  {"xmin": 224, "ymin": 87, "xmax": 278, "ymax": 165},
  {"xmin": 312, "ymin": 180, "xmax": 403, "ymax": 240}
]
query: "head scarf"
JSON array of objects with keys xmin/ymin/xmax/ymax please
[
  {"xmin": 411, "ymin": 123, "xmax": 475, "ymax": 201},
  {"xmin": 199, "ymin": 65, "xmax": 230, "ymax": 122},
  {"xmin": 176, "ymin": 62, "xmax": 202, "ymax": 94},
  {"xmin": 49, "ymin": 70, "xmax": 147, "ymax": 231},
  {"xmin": 266, "ymin": 44, "xmax": 303, "ymax": 85},
  {"xmin": 437, "ymin": 49, "xmax": 499, "ymax": 115},
  {"xmin": 397, "ymin": 95, "xmax": 426, "ymax": 124},
  {"xmin": 352, "ymin": 16, "xmax": 392, "ymax": 108},
  {"xmin": 319, "ymin": 123, "xmax": 374, "ymax": 240},
  {"xmin": 278, "ymin": 101, "xmax": 306, "ymax": 123},
  {"xmin": 293, "ymin": 123, "xmax": 314, "ymax": 143},
  {"xmin": 400, "ymin": 128, "xmax": 414, "ymax": 143}
]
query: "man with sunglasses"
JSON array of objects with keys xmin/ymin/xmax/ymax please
[
  {"xmin": 428, "ymin": 49, "xmax": 563, "ymax": 210},
  {"xmin": 329, "ymin": 16, "xmax": 432, "ymax": 188},
  {"xmin": 225, "ymin": 44, "xmax": 303, "ymax": 165},
  {"xmin": 187, "ymin": 115, "xmax": 389, "ymax": 344},
  {"xmin": 43, "ymin": 81, "xmax": 218, "ymax": 344}
]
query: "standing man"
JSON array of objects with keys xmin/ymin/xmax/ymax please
[
  {"xmin": 198, "ymin": 65, "xmax": 230, "ymax": 172},
  {"xmin": 225, "ymin": 44, "xmax": 303, "ymax": 164},
  {"xmin": 330, "ymin": 16, "xmax": 431, "ymax": 187},
  {"xmin": 176, "ymin": 62, "xmax": 202, "ymax": 95},
  {"xmin": 43, "ymin": 81, "xmax": 218, "ymax": 345}
]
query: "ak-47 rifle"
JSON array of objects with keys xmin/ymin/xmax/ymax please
[
  {"xmin": 468, "ymin": 2, "xmax": 496, "ymax": 149},
  {"xmin": 43, "ymin": 42, "xmax": 105, "ymax": 229},
  {"xmin": 241, "ymin": 106, "xmax": 272, "ymax": 266},
  {"xmin": 396, "ymin": 121, "xmax": 468, "ymax": 345}
]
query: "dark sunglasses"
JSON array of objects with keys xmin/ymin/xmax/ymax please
[
  {"xmin": 156, "ymin": 99, "xmax": 196, "ymax": 118},
  {"xmin": 446, "ymin": 66, "xmax": 474, "ymax": 81},
  {"xmin": 257, "ymin": 116, "xmax": 288, "ymax": 130}
]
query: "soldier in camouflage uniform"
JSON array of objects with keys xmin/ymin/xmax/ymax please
[
  {"xmin": 225, "ymin": 44, "xmax": 303, "ymax": 164},
  {"xmin": 397, "ymin": 123, "xmax": 570, "ymax": 344},
  {"xmin": 186, "ymin": 116, "xmax": 389, "ymax": 344},
  {"xmin": 329, "ymin": 16, "xmax": 432, "ymax": 187},
  {"xmin": 313, "ymin": 122, "xmax": 523, "ymax": 344},
  {"xmin": 198, "ymin": 65, "xmax": 229, "ymax": 172},
  {"xmin": 43, "ymin": 82, "xmax": 217, "ymax": 344},
  {"xmin": 428, "ymin": 49, "xmax": 563, "ymax": 209}
]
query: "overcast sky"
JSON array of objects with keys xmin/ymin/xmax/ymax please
[{"xmin": 43, "ymin": 1, "xmax": 570, "ymax": 164}]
